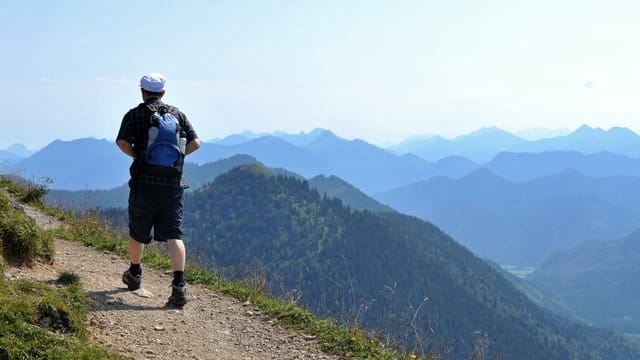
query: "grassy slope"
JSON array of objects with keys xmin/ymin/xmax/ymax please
[{"xmin": 0, "ymin": 179, "xmax": 121, "ymax": 359}]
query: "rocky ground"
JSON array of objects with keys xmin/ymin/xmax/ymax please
[{"xmin": 4, "ymin": 199, "xmax": 340, "ymax": 360}]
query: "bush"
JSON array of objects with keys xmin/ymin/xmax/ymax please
[
  {"xmin": 58, "ymin": 271, "xmax": 81, "ymax": 286},
  {"xmin": 0, "ymin": 175, "xmax": 51, "ymax": 204},
  {"xmin": 0, "ymin": 193, "xmax": 54, "ymax": 264}
]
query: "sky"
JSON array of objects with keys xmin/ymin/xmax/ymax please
[{"xmin": 1, "ymin": 0, "xmax": 640, "ymax": 149}]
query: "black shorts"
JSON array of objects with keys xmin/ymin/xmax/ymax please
[{"xmin": 128, "ymin": 183, "xmax": 184, "ymax": 244}]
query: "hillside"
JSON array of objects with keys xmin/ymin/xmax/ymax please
[
  {"xmin": 308, "ymin": 174, "xmax": 394, "ymax": 213},
  {"xmin": 376, "ymin": 169, "xmax": 640, "ymax": 266},
  {"xmin": 0, "ymin": 179, "xmax": 380, "ymax": 360},
  {"xmin": 168, "ymin": 164, "xmax": 640, "ymax": 359},
  {"xmin": 530, "ymin": 230, "xmax": 640, "ymax": 334}
]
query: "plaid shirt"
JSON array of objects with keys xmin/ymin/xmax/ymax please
[{"xmin": 117, "ymin": 99, "xmax": 198, "ymax": 188}]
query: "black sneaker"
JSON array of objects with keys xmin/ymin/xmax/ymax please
[
  {"xmin": 166, "ymin": 283, "xmax": 187, "ymax": 307},
  {"xmin": 122, "ymin": 270, "xmax": 141, "ymax": 291}
]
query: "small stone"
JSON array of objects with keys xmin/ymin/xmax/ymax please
[
  {"xmin": 154, "ymin": 325, "xmax": 165, "ymax": 331},
  {"xmin": 133, "ymin": 288, "xmax": 154, "ymax": 298},
  {"xmin": 242, "ymin": 301, "xmax": 251, "ymax": 307},
  {"xmin": 106, "ymin": 299, "xmax": 116, "ymax": 305}
]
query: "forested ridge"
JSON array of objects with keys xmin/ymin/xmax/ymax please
[{"xmin": 171, "ymin": 164, "xmax": 640, "ymax": 359}]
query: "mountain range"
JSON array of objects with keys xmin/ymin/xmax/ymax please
[
  {"xmin": 46, "ymin": 155, "xmax": 392, "ymax": 215},
  {"xmin": 391, "ymin": 125, "xmax": 640, "ymax": 162},
  {"xmin": 7, "ymin": 124, "xmax": 640, "ymax": 193},
  {"xmin": 4, "ymin": 132, "xmax": 475, "ymax": 193},
  {"xmin": 375, "ymin": 169, "xmax": 640, "ymax": 266}
]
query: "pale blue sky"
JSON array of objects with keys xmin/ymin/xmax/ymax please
[{"xmin": 2, "ymin": 0, "xmax": 639, "ymax": 149}]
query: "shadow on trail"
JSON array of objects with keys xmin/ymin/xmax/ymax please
[{"xmin": 88, "ymin": 288, "xmax": 167, "ymax": 311}]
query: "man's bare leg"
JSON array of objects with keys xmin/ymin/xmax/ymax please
[
  {"xmin": 167, "ymin": 239, "xmax": 186, "ymax": 272},
  {"xmin": 129, "ymin": 237, "xmax": 144, "ymax": 264}
]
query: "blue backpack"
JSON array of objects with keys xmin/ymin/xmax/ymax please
[{"xmin": 143, "ymin": 105, "xmax": 186, "ymax": 176}]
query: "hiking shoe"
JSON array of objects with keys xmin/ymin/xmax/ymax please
[
  {"xmin": 122, "ymin": 270, "xmax": 141, "ymax": 291},
  {"xmin": 166, "ymin": 283, "xmax": 187, "ymax": 307}
]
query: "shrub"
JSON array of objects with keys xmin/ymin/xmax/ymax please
[
  {"xmin": 58, "ymin": 271, "xmax": 81, "ymax": 286},
  {"xmin": 0, "ymin": 193, "xmax": 54, "ymax": 264}
]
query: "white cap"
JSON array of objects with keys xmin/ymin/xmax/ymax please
[{"xmin": 140, "ymin": 73, "xmax": 166, "ymax": 92}]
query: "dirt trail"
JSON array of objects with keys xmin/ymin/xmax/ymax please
[{"xmin": 4, "ymin": 199, "xmax": 339, "ymax": 360}]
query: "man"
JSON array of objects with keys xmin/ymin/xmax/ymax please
[{"xmin": 116, "ymin": 72, "xmax": 201, "ymax": 307}]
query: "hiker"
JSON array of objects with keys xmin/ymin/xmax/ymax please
[{"xmin": 116, "ymin": 72, "xmax": 201, "ymax": 307}]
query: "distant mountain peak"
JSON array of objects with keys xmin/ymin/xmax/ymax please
[
  {"xmin": 570, "ymin": 124, "xmax": 639, "ymax": 139},
  {"xmin": 6, "ymin": 143, "xmax": 33, "ymax": 157},
  {"xmin": 573, "ymin": 124, "xmax": 605, "ymax": 135},
  {"xmin": 464, "ymin": 126, "xmax": 519, "ymax": 139},
  {"xmin": 608, "ymin": 126, "xmax": 638, "ymax": 137},
  {"xmin": 306, "ymin": 130, "xmax": 341, "ymax": 147}
]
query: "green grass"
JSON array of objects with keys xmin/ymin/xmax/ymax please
[
  {"xmin": 0, "ymin": 177, "xmax": 121, "ymax": 359},
  {"xmin": 58, "ymin": 271, "xmax": 82, "ymax": 286},
  {"xmin": 0, "ymin": 276, "xmax": 121, "ymax": 359},
  {"xmin": 0, "ymin": 190, "xmax": 54, "ymax": 265}
]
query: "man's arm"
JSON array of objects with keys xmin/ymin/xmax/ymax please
[
  {"xmin": 117, "ymin": 139, "xmax": 136, "ymax": 159},
  {"xmin": 185, "ymin": 138, "xmax": 201, "ymax": 155}
]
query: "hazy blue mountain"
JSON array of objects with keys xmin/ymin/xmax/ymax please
[
  {"xmin": 46, "ymin": 155, "xmax": 261, "ymax": 209},
  {"xmin": 300, "ymin": 130, "xmax": 437, "ymax": 193},
  {"xmin": 308, "ymin": 175, "xmax": 395, "ymax": 213},
  {"xmin": 376, "ymin": 169, "xmax": 640, "ymax": 266},
  {"xmin": 190, "ymin": 136, "xmax": 325, "ymax": 178},
  {"xmin": 391, "ymin": 127, "xmax": 527, "ymax": 162},
  {"xmin": 429, "ymin": 155, "xmax": 479, "ymax": 178},
  {"xmin": 390, "ymin": 125, "xmax": 640, "ymax": 162},
  {"xmin": 515, "ymin": 127, "xmax": 571, "ymax": 141},
  {"xmin": 9, "ymin": 131, "xmax": 479, "ymax": 193},
  {"xmin": 485, "ymin": 151, "xmax": 640, "ymax": 182},
  {"xmin": 193, "ymin": 130, "xmax": 468, "ymax": 194},
  {"xmin": 511, "ymin": 125, "xmax": 640, "ymax": 156},
  {"xmin": 168, "ymin": 164, "xmax": 640, "ymax": 359},
  {"xmin": 7, "ymin": 138, "xmax": 130, "ymax": 190},
  {"xmin": 530, "ymin": 230, "xmax": 640, "ymax": 334},
  {"xmin": 212, "ymin": 133, "xmax": 255, "ymax": 145},
  {"xmin": 0, "ymin": 144, "xmax": 32, "ymax": 170},
  {"xmin": 47, "ymin": 155, "xmax": 396, "ymax": 214},
  {"xmin": 212, "ymin": 128, "xmax": 330, "ymax": 147},
  {"xmin": 272, "ymin": 128, "xmax": 330, "ymax": 146},
  {"xmin": 0, "ymin": 151, "xmax": 22, "ymax": 170},
  {"xmin": 6, "ymin": 144, "xmax": 35, "ymax": 157}
]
